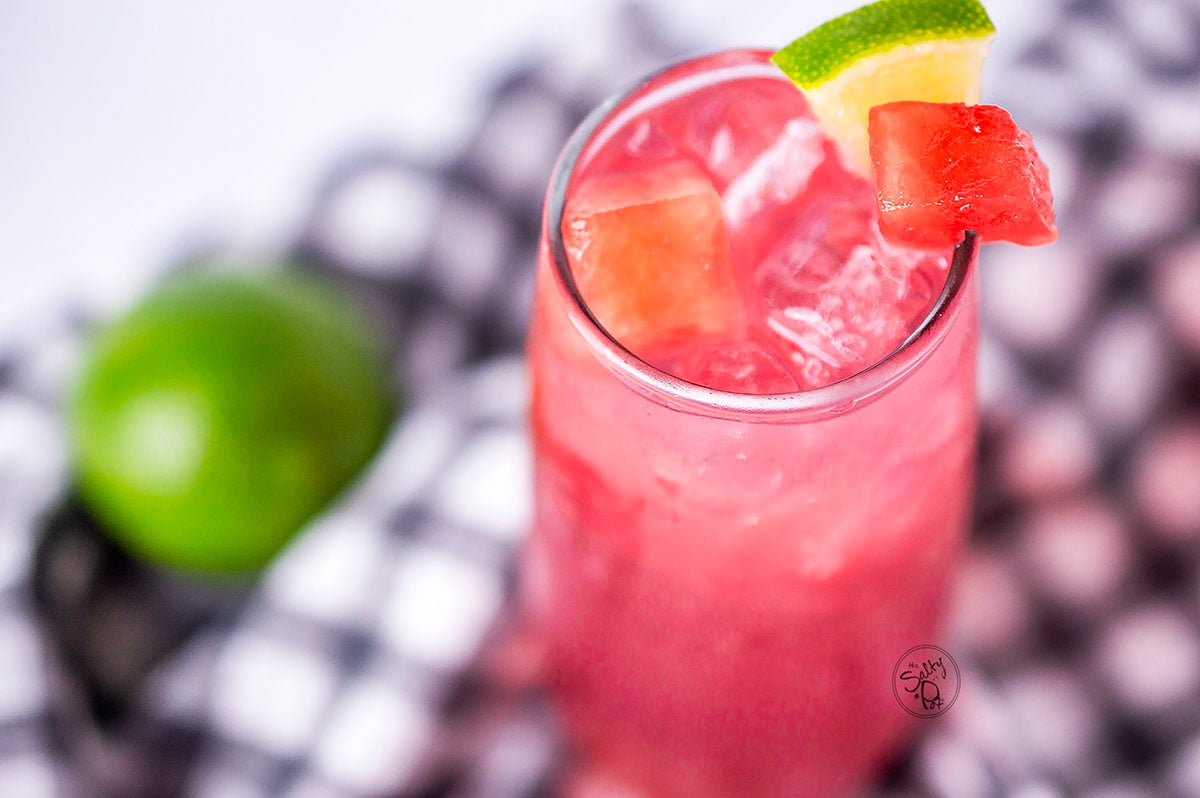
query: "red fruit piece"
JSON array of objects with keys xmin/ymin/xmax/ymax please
[
  {"xmin": 869, "ymin": 102, "xmax": 1058, "ymax": 248},
  {"xmin": 563, "ymin": 161, "xmax": 743, "ymax": 349}
]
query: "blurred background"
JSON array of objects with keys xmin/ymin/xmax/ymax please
[{"xmin": 2, "ymin": 0, "xmax": 1200, "ymax": 796}]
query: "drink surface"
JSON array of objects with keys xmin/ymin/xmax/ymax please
[
  {"xmin": 527, "ymin": 50, "xmax": 979, "ymax": 797},
  {"xmin": 562, "ymin": 52, "xmax": 950, "ymax": 394}
]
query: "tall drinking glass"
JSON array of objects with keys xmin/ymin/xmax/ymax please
[{"xmin": 525, "ymin": 50, "xmax": 979, "ymax": 797}]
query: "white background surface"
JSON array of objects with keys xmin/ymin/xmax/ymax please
[{"xmin": 0, "ymin": 0, "xmax": 1040, "ymax": 342}]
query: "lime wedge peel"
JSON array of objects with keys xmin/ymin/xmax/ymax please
[{"xmin": 772, "ymin": 0, "xmax": 996, "ymax": 174}]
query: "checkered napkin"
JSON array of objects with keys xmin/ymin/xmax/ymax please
[{"xmin": 2, "ymin": 1, "xmax": 1200, "ymax": 796}]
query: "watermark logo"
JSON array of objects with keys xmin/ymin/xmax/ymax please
[{"xmin": 892, "ymin": 645, "xmax": 960, "ymax": 718}]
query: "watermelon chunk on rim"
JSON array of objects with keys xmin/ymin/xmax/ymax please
[
  {"xmin": 869, "ymin": 101, "xmax": 1057, "ymax": 248},
  {"xmin": 562, "ymin": 161, "xmax": 743, "ymax": 350}
]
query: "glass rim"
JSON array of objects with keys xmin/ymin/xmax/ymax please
[{"xmin": 546, "ymin": 49, "xmax": 978, "ymax": 421}]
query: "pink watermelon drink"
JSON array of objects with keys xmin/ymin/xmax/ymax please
[{"xmin": 526, "ymin": 49, "xmax": 981, "ymax": 796}]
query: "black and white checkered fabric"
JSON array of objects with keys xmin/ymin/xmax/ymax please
[{"xmin": 2, "ymin": 1, "xmax": 1200, "ymax": 796}]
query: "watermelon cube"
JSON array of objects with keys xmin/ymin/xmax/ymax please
[
  {"xmin": 869, "ymin": 102, "xmax": 1057, "ymax": 248},
  {"xmin": 562, "ymin": 161, "xmax": 743, "ymax": 350}
]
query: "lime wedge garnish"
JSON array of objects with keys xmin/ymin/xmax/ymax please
[{"xmin": 772, "ymin": 0, "xmax": 995, "ymax": 174}]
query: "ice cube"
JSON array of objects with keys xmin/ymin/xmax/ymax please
[
  {"xmin": 563, "ymin": 161, "xmax": 743, "ymax": 350},
  {"xmin": 758, "ymin": 236, "xmax": 844, "ymax": 306},
  {"xmin": 642, "ymin": 336, "xmax": 799, "ymax": 395},
  {"xmin": 893, "ymin": 255, "xmax": 945, "ymax": 329},
  {"xmin": 623, "ymin": 118, "xmax": 675, "ymax": 159},
  {"xmin": 758, "ymin": 239, "xmax": 936, "ymax": 388},
  {"xmin": 723, "ymin": 118, "xmax": 828, "ymax": 227},
  {"xmin": 722, "ymin": 135, "xmax": 872, "ymax": 294},
  {"xmin": 685, "ymin": 79, "xmax": 812, "ymax": 189},
  {"xmin": 824, "ymin": 200, "xmax": 875, "ymax": 260}
]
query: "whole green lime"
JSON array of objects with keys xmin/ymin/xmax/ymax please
[{"xmin": 70, "ymin": 269, "xmax": 395, "ymax": 573}]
